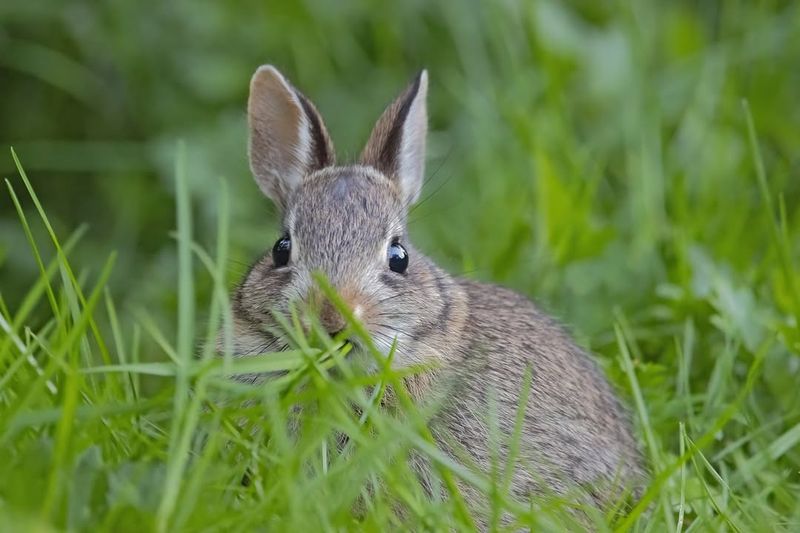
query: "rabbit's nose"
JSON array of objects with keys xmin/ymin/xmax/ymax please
[{"xmin": 319, "ymin": 299, "xmax": 347, "ymax": 336}]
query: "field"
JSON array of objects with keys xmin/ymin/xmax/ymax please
[{"xmin": 1, "ymin": 1, "xmax": 799, "ymax": 531}]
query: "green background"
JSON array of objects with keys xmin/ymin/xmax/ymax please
[
  {"xmin": 1, "ymin": 0, "xmax": 799, "ymax": 530},
  {"xmin": 3, "ymin": 0, "xmax": 796, "ymax": 336}
]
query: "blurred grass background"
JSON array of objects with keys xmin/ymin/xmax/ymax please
[
  {"xmin": 2, "ymin": 0, "xmax": 799, "ymax": 336},
  {"xmin": 1, "ymin": 0, "xmax": 800, "ymax": 530}
]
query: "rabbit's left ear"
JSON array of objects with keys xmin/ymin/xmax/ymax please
[{"xmin": 360, "ymin": 70, "xmax": 428, "ymax": 206}]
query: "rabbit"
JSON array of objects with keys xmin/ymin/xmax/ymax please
[{"xmin": 225, "ymin": 64, "xmax": 645, "ymax": 518}]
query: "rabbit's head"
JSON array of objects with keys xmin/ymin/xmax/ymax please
[{"xmin": 230, "ymin": 66, "xmax": 463, "ymax": 368}]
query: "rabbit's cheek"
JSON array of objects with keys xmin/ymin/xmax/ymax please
[{"xmin": 285, "ymin": 268, "xmax": 314, "ymax": 302}]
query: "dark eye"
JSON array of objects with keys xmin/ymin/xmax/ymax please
[
  {"xmin": 388, "ymin": 241, "xmax": 409, "ymax": 274},
  {"xmin": 272, "ymin": 235, "xmax": 291, "ymax": 267}
]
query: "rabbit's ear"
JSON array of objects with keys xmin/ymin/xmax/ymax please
[
  {"xmin": 248, "ymin": 65, "xmax": 335, "ymax": 209},
  {"xmin": 360, "ymin": 70, "xmax": 428, "ymax": 206}
]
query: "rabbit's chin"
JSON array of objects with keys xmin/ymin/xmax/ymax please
[
  {"xmin": 328, "ymin": 326, "xmax": 438, "ymax": 376},
  {"xmin": 361, "ymin": 325, "xmax": 446, "ymax": 371}
]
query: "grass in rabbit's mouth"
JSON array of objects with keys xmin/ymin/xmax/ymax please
[{"xmin": 2, "ymin": 3, "xmax": 799, "ymax": 529}]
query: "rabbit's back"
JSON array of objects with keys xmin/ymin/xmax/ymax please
[{"xmin": 431, "ymin": 277, "xmax": 643, "ymax": 504}]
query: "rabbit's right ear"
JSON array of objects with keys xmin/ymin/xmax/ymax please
[
  {"xmin": 248, "ymin": 65, "xmax": 335, "ymax": 209},
  {"xmin": 360, "ymin": 71, "xmax": 428, "ymax": 207}
]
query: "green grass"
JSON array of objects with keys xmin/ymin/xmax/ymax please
[{"xmin": 2, "ymin": 0, "xmax": 800, "ymax": 531}]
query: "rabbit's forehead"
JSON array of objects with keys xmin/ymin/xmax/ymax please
[{"xmin": 287, "ymin": 169, "xmax": 405, "ymax": 251}]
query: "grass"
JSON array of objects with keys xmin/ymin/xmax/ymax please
[
  {"xmin": 1, "ymin": 125, "xmax": 798, "ymax": 529},
  {"xmin": 2, "ymin": 1, "xmax": 800, "ymax": 531}
]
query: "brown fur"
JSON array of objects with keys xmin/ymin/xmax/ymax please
[{"xmin": 224, "ymin": 65, "xmax": 645, "ymax": 516}]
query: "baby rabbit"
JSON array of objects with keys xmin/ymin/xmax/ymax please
[{"xmin": 228, "ymin": 65, "xmax": 644, "ymax": 514}]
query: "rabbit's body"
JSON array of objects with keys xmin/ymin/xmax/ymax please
[
  {"xmin": 425, "ymin": 274, "xmax": 643, "ymax": 505},
  {"xmin": 226, "ymin": 65, "xmax": 643, "ymax": 513}
]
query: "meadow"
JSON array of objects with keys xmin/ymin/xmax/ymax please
[{"xmin": 1, "ymin": 1, "xmax": 799, "ymax": 530}]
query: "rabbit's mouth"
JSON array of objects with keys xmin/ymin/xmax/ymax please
[
  {"xmin": 328, "ymin": 328, "xmax": 346, "ymax": 339},
  {"xmin": 338, "ymin": 337, "xmax": 354, "ymax": 352}
]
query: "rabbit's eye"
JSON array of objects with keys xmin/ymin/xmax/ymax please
[
  {"xmin": 272, "ymin": 235, "xmax": 291, "ymax": 267},
  {"xmin": 388, "ymin": 241, "xmax": 408, "ymax": 274}
]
